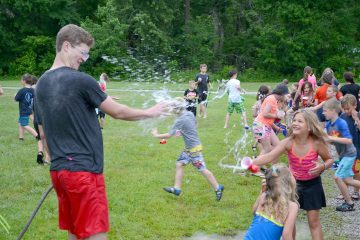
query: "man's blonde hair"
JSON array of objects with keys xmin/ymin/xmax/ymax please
[{"xmin": 56, "ymin": 24, "xmax": 94, "ymax": 52}]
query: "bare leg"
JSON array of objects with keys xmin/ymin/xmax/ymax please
[
  {"xmin": 24, "ymin": 125, "xmax": 38, "ymax": 137},
  {"xmin": 353, "ymin": 173, "xmax": 360, "ymax": 195},
  {"xmin": 18, "ymin": 124, "xmax": 25, "ymax": 139},
  {"xmin": 307, "ymin": 210, "xmax": 323, "ymax": 240},
  {"xmin": 224, "ymin": 113, "xmax": 230, "ymax": 128},
  {"xmin": 174, "ymin": 162, "xmax": 185, "ymax": 189},
  {"xmin": 334, "ymin": 176, "xmax": 353, "ymax": 204},
  {"xmin": 200, "ymin": 169, "xmax": 219, "ymax": 190},
  {"xmin": 200, "ymin": 104, "xmax": 207, "ymax": 118},
  {"xmin": 99, "ymin": 118, "xmax": 105, "ymax": 129},
  {"xmin": 69, "ymin": 232, "xmax": 107, "ymax": 240}
]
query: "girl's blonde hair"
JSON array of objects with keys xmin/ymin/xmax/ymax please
[
  {"xmin": 288, "ymin": 109, "xmax": 328, "ymax": 145},
  {"xmin": 261, "ymin": 163, "xmax": 298, "ymax": 223}
]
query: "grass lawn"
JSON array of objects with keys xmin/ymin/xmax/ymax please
[{"xmin": 0, "ymin": 80, "xmax": 345, "ymax": 239}]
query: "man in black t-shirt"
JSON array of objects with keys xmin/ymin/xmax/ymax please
[
  {"xmin": 195, "ymin": 64, "xmax": 212, "ymax": 118},
  {"xmin": 35, "ymin": 24, "xmax": 165, "ymax": 240}
]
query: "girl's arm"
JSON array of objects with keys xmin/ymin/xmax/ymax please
[
  {"xmin": 253, "ymin": 138, "xmax": 289, "ymax": 166},
  {"xmin": 309, "ymin": 140, "xmax": 333, "ymax": 176},
  {"xmin": 328, "ymin": 135, "xmax": 352, "ymax": 145},
  {"xmin": 151, "ymin": 128, "xmax": 172, "ymax": 139},
  {"xmin": 262, "ymin": 104, "xmax": 277, "ymax": 119},
  {"xmin": 282, "ymin": 201, "xmax": 299, "ymax": 240},
  {"xmin": 309, "ymin": 100, "xmax": 325, "ymax": 111}
]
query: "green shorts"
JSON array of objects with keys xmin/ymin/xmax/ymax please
[{"xmin": 227, "ymin": 101, "xmax": 245, "ymax": 114}]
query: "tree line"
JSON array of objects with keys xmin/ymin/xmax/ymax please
[{"xmin": 1, "ymin": 0, "xmax": 359, "ymax": 80}]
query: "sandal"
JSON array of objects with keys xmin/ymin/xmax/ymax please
[{"xmin": 351, "ymin": 191, "xmax": 360, "ymax": 201}]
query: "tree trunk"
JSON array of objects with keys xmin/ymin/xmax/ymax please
[
  {"xmin": 184, "ymin": 0, "xmax": 191, "ymax": 31},
  {"xmin": 212, "ymin": 3, "xmax": 224, "ymax": 58}
]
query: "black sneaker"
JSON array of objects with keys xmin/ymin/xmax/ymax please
[
  {"xmin": 163, "ymin": 187, "xmax": 181, "ymax": 196},
  {"xmin": 215, "ymin": 185, "xmax": 224, "ymax": 201},
  {"xmin": 336, "ymin": 202, "xmax": 355, "ymax": 211},
  {"xmin": 37, "ymin": 151, "xmax": 44, "ymax": 164}
]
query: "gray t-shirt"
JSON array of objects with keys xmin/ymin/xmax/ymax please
[
  {"xmin": 169, "ymin": 111, "xmax": 201, "ymax": 149},
  {"xmin": 326, "ymin": 117, "xmax": 357, "ymax": 159},
  {"xmin": 35, "ymin": 67, "xmax": 108, "ymax": 173}
]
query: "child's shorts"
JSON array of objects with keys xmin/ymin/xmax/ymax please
[
  {"xmin": 177, "ymin": 149, "xmax": 206, "ymax": 172},
  {"xmin": 227, "ymin": 101, "xmax": 245, "ymax": 114},
  {"xmin": 252, "ymin": 121, "xmax": 272, "ymax": 140},
  {"xmin": 297, "ymin": 176, "xmax": 326, "ymax": 210},
  {"xmin": 18, "ymin": 116, "xmax": 30, "ymax": 126},
  {"xmin": 50, "ymin": 170, "xmax": 109, "ymax": 239},
  {"xmin": 353, "ymin": 159, "xmax": 360, "ymax": 174},
  {"xmin": 335, "ymin": 156, "xmax": 356, "ymax": 179}
]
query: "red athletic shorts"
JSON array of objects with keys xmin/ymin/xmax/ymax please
[{"xmin": 50, "ymin": 170, "xmax": 109, "ymax": 239}]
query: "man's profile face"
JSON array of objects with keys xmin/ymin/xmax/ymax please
[{"xmin": 64, "ymin": 42, "xmax": 90, "ymax": 70}]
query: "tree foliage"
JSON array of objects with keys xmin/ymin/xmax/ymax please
[{"xmin": 0, "ymin": 0, "xmax": 359, "ymax": 79}]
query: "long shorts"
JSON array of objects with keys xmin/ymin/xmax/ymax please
[
  {"xmin": 297, "ymin": 176, "xmax": 326, "ymax": 210},
  {"xmin": 335, "ymin": 156, "xmax": 356, "ymax": 179},
  {"xmin": 227, "ymin": 101, "xmax": 245, "ymax": 114},
  {"xmin": 50, "ymin": 171, "xmax": 109, "ymax": 239},
  {"xmin": 252, "ymin": 121, "xmax": 273, "ymax": 140},
  {"xmin": 18, "ymin": 116, "xmax": 30, "ymax": 127},
  {"xmin": 177, "ymin": 150, "xmax": 206, "ymax": 172}
]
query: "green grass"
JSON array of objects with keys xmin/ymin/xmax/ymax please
[{"xmin": 0, "ymin": 81, "xmax": 346, "ymax": 239}]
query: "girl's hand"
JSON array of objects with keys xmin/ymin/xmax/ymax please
[
  {"xmin": 309, "ymin": 162, "xmax": 326, "ymax": 176},
  {"xmin": 261, "ymin": 179, "xmax": 267, "ymax": 192}
]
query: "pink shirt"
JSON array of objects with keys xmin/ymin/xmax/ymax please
[
  {"xmin": 255, "ymin": 95, "xmax": 278, "ymax": 127},
  {"xmin": 287, "ymin": 142, "xmax": 319, "ymax": 181},
  {"xmin": 298, "ymin": 74, "xmax": 316, "ymax": 91}
]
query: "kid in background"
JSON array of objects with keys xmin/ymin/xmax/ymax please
[
  {"xmin": 195, "ymin": 64, "xmax": 212, "ymax": 118},
  {"xmin": 223, "ymin": 70, "xmax": 249, "ymax": 129},
  {"xmin": 252, "ymin": 85, "xmax": 270, "ymax": 151},
  {"xmin": 340, "ymin": 94, "xmax": 360, "ymax": 200},
  {"xmin": 184, "ymin": 80, "xmax": 198, "ymax": 116},
  {"xmin": 300, "ymin": 82, "xmax": 315, "ymax": 108},
  {"xmin": 323, "ymin": 98, "xmax": 360, "ymax": 211},
  {"xmin": 152, "ymin": 98, "xmax": 224, "ymax": 201},
  {"xmin": 244, "ymin": 163, "xmax": 298, "ymax": 240},
  {"xmin": 15, "ymin": 73, "xmax": 38, "ymax": 140},
  {"xmin": 252, "ymin": 84, "xmax": 288, "ymax": 156},
  {"xmin": 254, "ymin": 109, "xmax": 333, "ymax": 240}
]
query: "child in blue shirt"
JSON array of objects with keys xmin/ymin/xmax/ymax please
[
  {"xmin": 244, "ymin": 163, "xmax": 298, "ymax": 240},
  {"xmin": 323, "ymin": 98, "xmax": 360, "ymax": 211},
  {"xmin": 15, "ymin": 74, "xmax": 38, "ymax": 140}
]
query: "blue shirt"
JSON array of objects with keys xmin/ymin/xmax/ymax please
[
  {"xmin": 340, "ymin": 113, "xmax": 360, "ymax": 158},
  {"xmin": 15, "ymin": 87, "xmax": 34, "ymax": 116},
  {"xmin": 244, "ymin": 212, "xmax": 284, "ymax": 240},
  {"xmin": 326, "ymin": 117, "xmax": 357, "ymax": 158}
]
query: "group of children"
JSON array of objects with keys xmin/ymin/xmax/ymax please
[
  {"xmin": 158, "ymin": 64, "xmax": 360, "ymax": 239},
  {"xmin": 13, "ymin": 63, "xmax": 360, "ymax": 239}
]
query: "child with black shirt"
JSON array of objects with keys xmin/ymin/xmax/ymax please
[{"xmin": 184, "ymin": 80, "xmax": 198, "ymax": 116}]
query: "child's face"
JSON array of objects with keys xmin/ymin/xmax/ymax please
[
  {"xmin": 326, "ymin": 88, "xmax": 336, "ymax": 98},
  {"xmin": 200, "ymin": 66, "xmax": 207, "ymax": 73},
  {"xmin": 342, "ymin": 104, "xmax": 356, "ymax": 116},
  {"xmin": 189, "ymin": 82, "xmax": 195, "ymax": 89},
  {"xmin": 303, "ymin": 85, "xmax": 310, "ymax": 94},
  {"xmin": 322, "ymin": 107, "xmax": 337, "ymax": 120},
  {"xmin": 291, "ymin": 85, "xmax": 297, "ymax": 92},
  {"xmin": 291, "ymin": 113, "xmax": 308, "ymax": 135}
]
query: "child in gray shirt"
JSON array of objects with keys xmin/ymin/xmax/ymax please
[{"xmin": 152, "ymin": 98, "xmax": 224, "ymax": 201}]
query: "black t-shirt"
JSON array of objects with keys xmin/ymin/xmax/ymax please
[
  {"xmin": 340, "ymin": 83, "xmax": 360, "ymax": 111},
  {"xmin": 15, "ymin": 87, "xmax": 34, "ymax": 116},
  {"xmin": 195, "ymin": 73, "xmax": 210, "ymax": 94},
  {"xmin": 35, "ymin": 67, "xmax": 108, "ymax": 173},
  {"xmin": 184, "ymin": 89, "xmax": 198, "ymax": 104}
]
